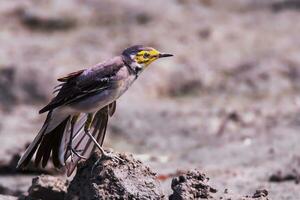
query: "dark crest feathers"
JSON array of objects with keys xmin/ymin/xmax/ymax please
[{"xmin": 122, "ymin": 45, "xmax": 152, "ymax": 57}]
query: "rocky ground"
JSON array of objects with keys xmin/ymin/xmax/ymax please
[
  {"xmin": 0, "ymin": 151, "xmax": 271, "ymax": 200},
  {"xmin": 1, "ymin": 0, "xmax": 300, "ymax": 199}
]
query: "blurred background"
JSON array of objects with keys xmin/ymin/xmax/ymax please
[{"xmin": 1, "ymin": 0, "xmax": 300, "ymax": 199}]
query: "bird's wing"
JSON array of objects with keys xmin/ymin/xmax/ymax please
[
  {"xmin": 57, "ymin": 69, "xmax": 85, "ymax": 82},
  {"xmin": 39, "ymin": 59, "xmax": 123, "ymax": 114},
  {"xmin": 64, "ymin": 101, "xmax": 116, "ymax": 176}
]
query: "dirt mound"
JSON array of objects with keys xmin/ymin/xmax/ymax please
[
  {"xmin": 169, "ymin": 170, "xmax": 217, "ymax": 199},
  {"xmin": 66, "ymin": 151, "xmax": 165, "ymax": 200},
  {"xmin": 0, "ymin": 151, "xmax": 270, "ymax": 200},
  {"xmin": 26, "ymin": 175, "xmax": 68, "ymax": 200},
  {"xmin": 168, "ymin": 170, "xmax": 269, "ymax": 200},
  {"xmin": 251, "ymin": 189, "xmax": 269, "ymax": 199}
]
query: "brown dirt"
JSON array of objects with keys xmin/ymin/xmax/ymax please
[
  {"xmin": 66, "ymin": 151, "xmax": 164, "ymax": 200},
  {"xmin": 0, "ymin": 151, "xmax": 273, "ymax": 199},
  {"xmin": 25, "ymin": 175, "xmax": 68, "ymax": 200},
  {"xmin": 168, "ymin": 170, "xmax": 270, "ymax": 200},
  {"xmin": 169, "ymin": 170, "xmax": 217, "ymax": 199}
]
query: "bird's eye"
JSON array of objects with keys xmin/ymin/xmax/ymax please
[{"xmin": 143, "ymin": 53, "xmax": 150, "ymax": 59}]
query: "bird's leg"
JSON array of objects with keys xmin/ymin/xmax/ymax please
[
  {"xmin": 84, "ymin": 113, "xmax": 123, "ymax": 173},
  {"xmin": 68, "ymin": 114, "xmax": 87, "ymax": 161},
  {"xmin": 84, "ymin": 113, "xmax": 106, "ymax": 156}
]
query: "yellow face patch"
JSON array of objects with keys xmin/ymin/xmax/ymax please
[{"xmin": 134, "ymin": 49, "xmax": 160, "ymax": 67}]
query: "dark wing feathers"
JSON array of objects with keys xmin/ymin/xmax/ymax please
[
  {"xmin": 39, "ymin": 59, "xmax": 124, "ymax": 114},
  {"xmin": 57, "ymin": 69, "xmax": 85, "ymax": 82}
]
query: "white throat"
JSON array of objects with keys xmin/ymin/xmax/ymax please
[{"xmin": 129, "ymin": 59, "xmax": 144, "ymax": 75}]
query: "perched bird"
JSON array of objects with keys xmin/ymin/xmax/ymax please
[{"xmin": 17, "ymin": 45, "xmax": 173, "ymax": 176}]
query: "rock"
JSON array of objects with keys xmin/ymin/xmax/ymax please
[
  {"xmin": 27, "ymin": 175, "xmax": 68, "ymax": 200},
  {"xmin": 252, "ymin": 189, "xmax": 268, "ymax": 198},
  {"xmin": 169, "ymin": 170, "xmax": 217, "ymax": 200},
  {"xmin": 66, "ymin": 151, "xmax": 165, "ymax": 200}
]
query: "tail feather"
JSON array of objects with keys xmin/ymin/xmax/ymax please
[
  {"xmin": 41, "ymin": 140, "xmax": 52, "ymax": 167},
  {"xmin": 34, "ymin": 136, "xmax": 48, "ymax": 166},
  {"xmin": 17, "ymin": 136, "xmax": 43, "ymax": 169},
  {"xmin": 35, "ymin": 116, "xmax": 70, "ymax": 168},
  {"xmin": 17, "ymin": 111, "xmax": 70, "ymax": 169},
  {"xmin": 17, "ymin": 112, "xmax": 52, "ymax": 169},
  {"xmin": 54, "ymin": 117, "xmax": 72, "ymax": 167}
]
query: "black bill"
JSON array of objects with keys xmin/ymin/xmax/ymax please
[{"xmin": 159, "ymin": 53, "xmax": 174, "ymax": 58}]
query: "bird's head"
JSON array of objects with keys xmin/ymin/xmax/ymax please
[{"xmin": 122, "ymin": 45, "xmax": 173, "ymax": 74}]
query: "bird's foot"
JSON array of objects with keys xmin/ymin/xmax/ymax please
[
  {"xmin": 100, "ymin": 149, "xmax": 124, "ymax": 162},
  {"xmin": 91, "ymin": 150, "xmax": 124, "ymax": 175}
]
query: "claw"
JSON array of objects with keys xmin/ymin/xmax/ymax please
[
  {"xmin": 101, "ymin": 151, "xmax": 124, "ymax": 162},
  {"xmin": 91, "ymin": 150, "xmax": 124, "ymax": 175}
]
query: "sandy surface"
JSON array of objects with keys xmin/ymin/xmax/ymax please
[{"xmin": 1, "ymin": 0, "xmax": 300, "ymax": 199}]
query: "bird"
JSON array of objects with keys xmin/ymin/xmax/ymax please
[{"xmin": 17, "ymin": 45, "xmax": 173, "ymax": 176}]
